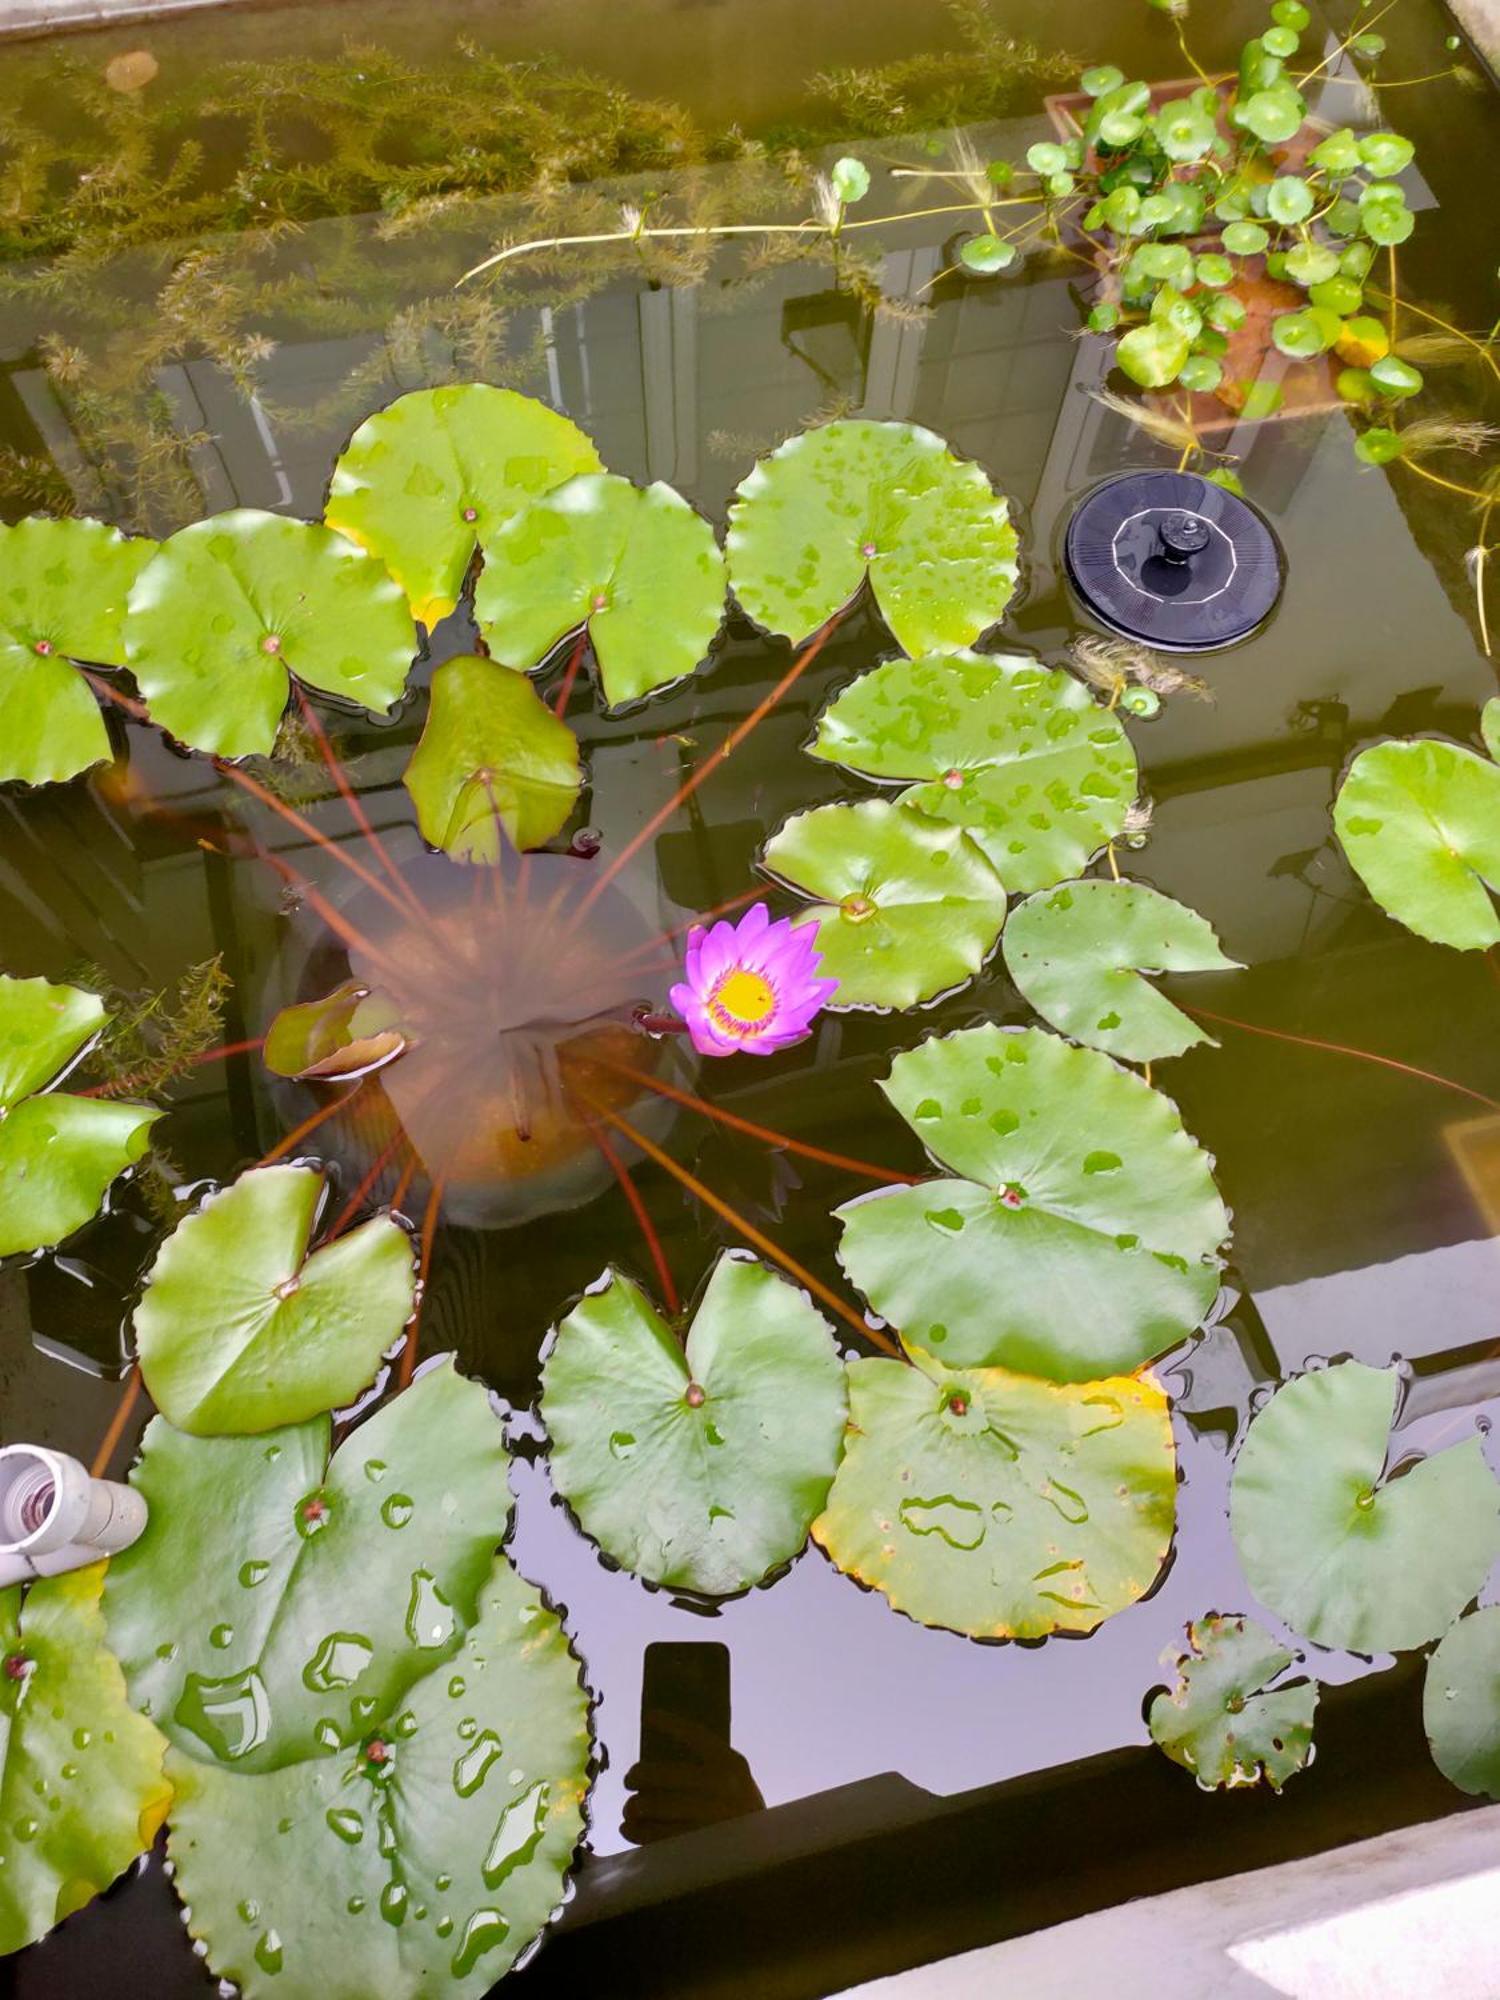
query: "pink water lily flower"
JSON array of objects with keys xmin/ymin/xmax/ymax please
[{"xmin": 670, "ymin": 902, "xmax": 838, "ymax": 1057}]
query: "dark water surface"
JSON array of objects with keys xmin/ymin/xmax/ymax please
[{"xmin": 2, "ymin": 0, "xmax": 1499, "ymax": 1993}]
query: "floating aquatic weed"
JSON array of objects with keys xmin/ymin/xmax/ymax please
[
  {"xmin": 541, "ymin": 1251, "xmax": 847, "ymax": 1595},
  {"xmin": 0, "ymin": 972, "xmax": 161, "ymax": 1259},
  {"xmin": 667, "ymin": 900, "xmax": 837, "ymax": 1057},
  {"xmin": 1148, "ymin": 1613, "xmax": 1318, "ymax": 1792}
]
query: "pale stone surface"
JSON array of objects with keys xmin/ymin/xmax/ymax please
[{"xmin": 1447, "ymin": 0, "xmax": 1500, "ymax": 61}]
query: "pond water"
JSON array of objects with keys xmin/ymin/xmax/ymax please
[{"xmin": 1, "ymin": 0, "xmax": 1499, "ymax": 1994}]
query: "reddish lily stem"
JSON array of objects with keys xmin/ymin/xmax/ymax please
[
  {"xmin": 257, "ymin": 849, "xmax": 402, "ymax": 976},
  {"xmin": 75, "ymin": 1035, "xmax": 267, "ymax": 1099},
  {"xmin": 397, "ymin": 1175, "xmax": 446, "ymax": 1390},
  {"xmin": 569, "ymin": 612, "xmax": 845, "ymax": 929},
  {"xmin": 293, "ymin": 687, "xmax": 429, "ymax": 925},
  {"xmin": 581, "ymin": 1097, "xmax": 898, "ymax": 1355},
  {"xmin": 261, "ymin": 1087, "xmax": 360, "ymax": 1165},
  {"xmin": 80, "ymin": 669, "xmax": 149, "ymax": 722},
  {"xmin": 615, "ymin": 887, "xmax": 767, "ymax": 972},
  {"xmin": 90, "ymin": 1368, "xmax": 143, "ymax": 1479},
  {"xmin": 216, "ymin": 759, "xmax": 417, "ymax": 928},
  {"xmin": 325, "ymin": 1129, "xmax": 408, "ymax": 1239},
  {"xmin": 1186, "ymin": 1005, "xmax": 1500, "ymax": 1115},
  {"xmin": 584, "ymin": 1113, "xmax": 680, "ymax": 1311},
  {"xmin": 552, "ymin": 628, "xmax": 590, "ymax": 718}
]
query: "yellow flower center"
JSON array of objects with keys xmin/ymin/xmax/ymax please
[{"xmin": 707, "ymin": 967, "xmax": 776, "ymax": 1036}]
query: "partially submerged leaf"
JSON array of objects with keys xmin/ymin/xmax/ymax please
[
  {"xmin": 104, "ymin": 1360, "xmax": 512, "ymax": 1772},
  {"xmin": 726, "ymin": 420, "xmax": 1018, "ymax": 654},
  {"xmin": 1230, "ymin": 1362, "xmax": 1500, "ymax": 1654},
  {"xmin": 1003, "ymin": 878, "xmax": 1240, "ymax": 1062},
  {"xmin": 0, "ymin": 972, "xmax": 160, "ymax": 1258},
  {"xmin": 1334, "ymin": 736, "xmax": 1500, "ymax": 949},
  {"xmin": 0, "ymin": 1566, "xmax": 171, "ymax": 1955},
  {"xmin": 325, "ymin": 384, "xmax": 602, "ymax": 628},
  {"xmin": 809, "ymin": 651, "xmax": 1138, "ymax": 893},
  {"xmin": 812, "ymin": 1346, "xmax": 1175, "ymax": 1639},
  {"xmin": 166, "ymin": 1555, "xmax": 590, "ymax": 2000},
  {"xmin": 1424, "ymin": 1606, "xmax": 1500, "ymax": 1800},
  {"xmin": 540, "ymin": 1253, "xmax": 847, "ymax": 1595},
  {"xmin": 1480, "ymin": 698, "xmax": 1500, "ymax": 766},
  {"xmin": 263, "ymin": 980, "xmax": 407, "ymax": 1081},
  {"xmin": 127, "ymin": 510, "xmax": 417, "ymax": 758},
  {"xmin": 836, "ymin": 1024, "xmax": 1228, "ymax": 1382},
  {"xmin": 761, "ymin": 799, "xmax": 1008, "ymax": 1010},
  {"xmin": 1148, "ymin": 1613, "xmax": 1318, "ymax": 1791},
  {"xmin": 403, "ymin": 655, "xmax": 581, "ymax": 860},
  {"xmin": 475, "ymin": 474, "xmax": 725, "ymax": 708},
  {"xmin": 134, "ymin": 1164, "xmax": 417, "ymax": 1435},
  {"xmin": 0, "ymin": 517, "xmax": 156, "ymax": 786}
]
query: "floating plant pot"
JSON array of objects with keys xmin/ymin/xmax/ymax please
[{"xmin": 1063, "ymin": 469, "xmax": 1285, "ymax": 652}]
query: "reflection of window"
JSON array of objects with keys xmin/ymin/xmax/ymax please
[
  {"xmin": 780, "ymin": 288, "xmax": 870, "ymax": 399},
  {"xmin": 1446, "ymin": 1113, "xmax": 1500, "ymax": 1234}
]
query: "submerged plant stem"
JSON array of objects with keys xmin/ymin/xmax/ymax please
[
  {"xmin": 325, "ymin": 1128, "xmax": 408, "ymax": 1239},
  {"xmin": 90, "ymin": 1367, "xmax": 143, "ymax": 1480},
  {"xmin": 261, "ymin": 1086, "xmax": 362, "ymax": 1165},
  {"xmin": 1184, "ymin": 1006, "xmax": 1500, "ymax": 1113},
  {"xmin": 580, "ymin": 1098, "xmax": 898, "ymax": 1355},
  {"xmin": 551, "ymin": 628, "xmax": 590, "ymax": 719},
  {"xmin": 216, "ymin": 760, "xmax": 419, "ymax": 930},
  {"xmin": 615, "ymin": 888, "xmax": 766, "ymax": 972},
  {"xmin": 583, "ymin": 1112, "xmax": 679, "ymax": 1311},
  {"xmin": 292, "ymin": 689, "xmax": 429, "ymax": 927},
  {"xmin": 256, "ymin": 849, "xmax": 404, "ymax": 977}
]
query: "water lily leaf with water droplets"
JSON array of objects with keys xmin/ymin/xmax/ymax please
[
  {"xmin": 403, "ymin": 655, "xmax": 581, "ymax": 860},
  {"xmin": 1003, "ymin": 878, "xmax": 1240, "ymax": 1062},
  {"xmin": 135, "ymin": 1164, "xmax": 417, "ymax": 1436},
  {"xmin": 475, "ymin": 474, "xmax": 725, "ymax": 709},
  {"xmin": 126, "ymin": 511, "xmax": 417, "ymax": 759},
  {"xmin": 1334, "ymin": 738, "xmax": 1500, "ymax": 949},
  {"xmin": 811, "ymin": 1345, "xmax": 1175, "ymax": 1639},
  {"xmin": 761, "ymin": 799, "xmax": 1007, "ymax": 1010},
  {"xmin": 540, "ymin": 1253, "xmax": 847, "ymax": 1596},
  {"xmin": 1424, "ymin": 1606, "xmax": 1500, "ymax": 1800},
  {"xmin": 263, "ymin": 980, "xmax": 407, "ymax": 1081},
  {"xmin": 104, "ymin": 1359, "xmax": 511, "ymax": 1774},
  {"xmin": 165, "ymin": 1554, "xmax": 590, "ymax": 2000},
  {"xmin": 1148, "ymin": 1613, "xmax": 1317, "ymax": 1791},
  {"xmin": 1230, "ymin": 1362, "xmax": 1500, "ymax": 1654},
  {"xmin": 726, "ymin": 420, "xmax": 1018, "ymax": 655},
  {"xmin": 326, "ymin": 384, "xmax": 603, "ymax": 629},
  {"xmin": 0, "ymin": 972, "xmax": 161, "ymax": 1258},
  {"xmin": 0, "ymin": 517, "xmax": 156, "ymax": 786},
  {"xmin": 836, "ymin": 1024, "xmax": 1228, "ymax": 1382},
  {"xmin": 809, "ymin": 651, "xmax": 1138, "ymax": 893},
  {"xmin": 0, "ymin": 1566, "xmax": 171, "ymax": 1955}
]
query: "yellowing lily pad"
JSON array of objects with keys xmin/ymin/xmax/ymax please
[
  {"xmin": 126, "ymin": 510, "xmax": 417, "ymax": 758},
  {"xmin": 0, "ymin": 517, "xmax": 156, "ymax": 786},
  {"xmin": 165, "ymin": 1555, "xmax": 591, "ymax": 2000},
  {"xmin": 403, "ymin": 655, "xmax": 582, "ymax": 860},
  {"xmin": 1230, "ymin": 1362, "xmax": 1500, "ymax": 1654},
  {"xmin": 726, "ymin": 421, "xmax": 1018, "ymax": 655},
  {"xmin": 475, "ymin": 473, "xmax": 725, "ymax": 709},
  {"xmin": 811, "ymin": 1346, "xmax": 1176, "ymax": 1639},
  {"xmin": 0, "ymin": 972, "xmax": 160, "ymax": 1258},
  {"xmin": 540, "ymin": 1253, "xmax": 847, "ymax": 1596},
  {"xmin": 325, "ymin": 385, "xmax": 602, "ymax": 628},
  {"xmin": 836, "ymin": 1024, "xmax": 1228, "ymax": 1382},
  {"xmin": 809, "ymin": 651, "xmax": 1138, "ymax": 893},
  {"xmin": 134, "ymin": 1163, "xmax": 417, "ymax": 1436},
  {"xmin": 1148, "ymin": 1613, "xmax": 1318, "ymax": 1791},
  {"xmin": 1334, "ymin": 736, "xmax": 1500, "ymax": 950},
  {"xmin": 104, "ymin": 1360, "xmax": 513, "ymax": 1773},
  {"xmin": 0, "ymin": 1566, "xmax": 171, "ymax": 1956},
  {"xmin": 760, "ymin": 799, "xmax": 1008, "ymax": 1010}
]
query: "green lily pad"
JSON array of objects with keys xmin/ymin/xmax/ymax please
[
  {"xmin": 325, "ymin": 384, "xmax": 603, "ymax": 629},
  {"xmin": 0, "ymin": 517, "xmax": 156, "ymax": 786},
  {"xmin": 1334, "ymin": 737, "xmax": 1500, "ymax": 949},
  {"xmin": 1117, "ymin": 322, "xmax": 1190, "ymax": 389},
  {"xmin": 811, "ymin": 1346, "xmax": 1176, "ymax": 1639},
  {"xmin": 540, "ymin": 1253, "xmax": 847, "ymax": 1596},
  {"xmin": 1481, "ymin": 698, "xmax": 1500, "ymax": 766},
  {"xmin": 263, "ymin": 980, "xmax": 407, "ymax": 1081},
  {"xmin": 1002, "ymin": 878, "xmax": 1240, "ymax": 1063},
  {"xmin": 760, "ymin": 800, "xmax": 1008, "ymax": 1011},
  {"xmin": 474, "ymin": 473, "xmax": 724, "ymax": 709},
  {"xmin": 0, "ymin": 1566, "xmax": 172, "ymax": 1956},
  {"xmin": 1230, "ymin": 1362, "xmax": 1500, "ymax": 1654},
  {"xmin": 135, "ymin": 1164, "xmax": 417, "ymax": 1436},
  {"xmin": 404, "ymin": 655, "xmax": 581, "ymax": 860},
  {"xmin": 0, "ymin": 972, "xmax": 160, "ymax": 1258},
  {"xmin": 126, "ymin": 510, "xmax": 417, "ymax": 759},
  {"xmin": 104, "ymin": 1360, "xmax": 512, "ymax": 1773},
  {"xmin": 165, "ymin": 1554, "xmax": 590, "ymax": 2000},
  {"xmin": 835, "ymin": 1024, "xmax": 1228, "ymax": 1382},
  {"xmin": 726, "ymin": 420, "xmax": 1018, "ymax": 655},
  {"xmin": 1424, "ymin": 1607, "xmax": 1500, "ymax": 1800},
  {"xmin": 808, "ymin": 651, "xmax": 1138, "ymax": 894},
  {"xmin": 1148, "ymin": 1613, "xmax": 1318, "ymax": 1791}
]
